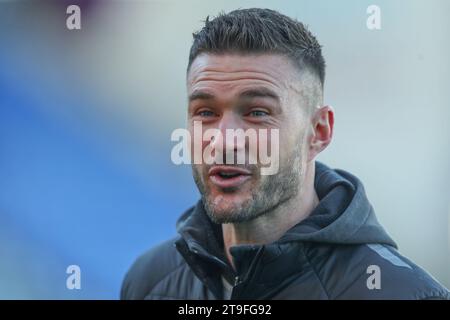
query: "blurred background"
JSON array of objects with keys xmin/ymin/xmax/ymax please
[{"xmin": 0, "ymin": 0, "xmax": 449, "ymax": 299}]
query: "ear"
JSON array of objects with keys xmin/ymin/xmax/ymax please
[{"xmin": 307, "ymin": 105, "xmax": 334, "ymax": 162}]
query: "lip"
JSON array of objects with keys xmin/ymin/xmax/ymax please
[{"xmin": 208, "ymin": 166, "xmax": 252, "ymax": 189}]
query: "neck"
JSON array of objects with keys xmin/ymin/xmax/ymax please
[{"xmin": 222, "ymin": 161, "xmax": 319, "ymax": 267}]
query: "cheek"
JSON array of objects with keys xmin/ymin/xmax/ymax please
[
  {"xmin": 255, "ymin": 128, "xmax": 277, "ymax": 156},
  {"xmin": 192, "ymin": 164, "xmax": 208, "ymax": 185},
  {"xmin": 187, "ymin": 127, "xmax": 206, "ymax": 160},
  {"xmin": 278, "ymin": 130, "xmax": 303, "ymax": 161}
]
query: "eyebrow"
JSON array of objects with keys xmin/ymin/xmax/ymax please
[
  {"xmin": 188, "ymin": 87, "xmax": 280, "ymax": 103},
  {"xmin": 188, "ymin": 91, "xmax": 215, "ymax": 102}
]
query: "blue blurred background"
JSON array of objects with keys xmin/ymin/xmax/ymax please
[{"xmin": 0, "ymin": 0, "xmax": 449, "ymax": 299}]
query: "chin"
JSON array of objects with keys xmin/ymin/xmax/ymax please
[{"xmin": 204, "ymin": 193, "xmax": 253, "ymax": 224}]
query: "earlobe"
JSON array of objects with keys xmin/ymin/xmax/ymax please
[{"xmin": 307, "ymin": 105, "xmax": 334, "ymax": 162}]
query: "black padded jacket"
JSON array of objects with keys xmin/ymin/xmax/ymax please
[{"xmin": 121, "ymin": 162, "xmax": 450, "ymax": 300}]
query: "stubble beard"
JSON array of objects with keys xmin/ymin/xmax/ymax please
[{"xmin": 192, "ymin": 143, "xmax": 304, "ymax": 224}]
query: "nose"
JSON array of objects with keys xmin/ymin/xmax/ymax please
[{"xmin": 210, "ymin": 112, "xmax": 246, "ymax": 163}]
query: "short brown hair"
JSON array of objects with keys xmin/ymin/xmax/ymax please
[{"xmin": 188, "ymin": 8, "xmax": 326, "ymax": 88}]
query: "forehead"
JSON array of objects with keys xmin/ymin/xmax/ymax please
[{"xmin": 187, "ymin": 53, "xmax": 301, "ymax": 95}]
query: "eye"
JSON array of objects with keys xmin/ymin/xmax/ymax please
[
  {"xmin": 248, "ymin": 110, "xmax": 269, "ymax": 117},
  {"xmin": 197, "ymin": 110, "xmax": 216, "ymax": 117}
]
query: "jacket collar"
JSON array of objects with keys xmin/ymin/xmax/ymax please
[{"xmin": 174, "ymin": 161, "xmax": 396, "ymax": 298}]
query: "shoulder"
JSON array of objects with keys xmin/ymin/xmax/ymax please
[
  {"xmin": 304, "ymin": 243, "xmax": 450, "ymax": 300},
  {"xmin": 120, "ymin": 237, "xmax": 187, "ymax": 300}
]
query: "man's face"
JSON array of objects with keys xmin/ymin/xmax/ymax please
[{"xmin": 187, "ymin": 53, "xmax": 313, "ymax": 224}]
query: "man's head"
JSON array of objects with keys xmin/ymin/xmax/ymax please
[{"xmin": 186, "ymin": 8, "xmax": 333, "ymax": 224}]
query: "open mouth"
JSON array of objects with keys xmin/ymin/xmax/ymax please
[
  {"xmin": 208, "ymin": 166, "xmax": 252, "ymax": 189},
  {"xmin": 217, "ymin": 172, "xmax": 242, "ymax": 179}
]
